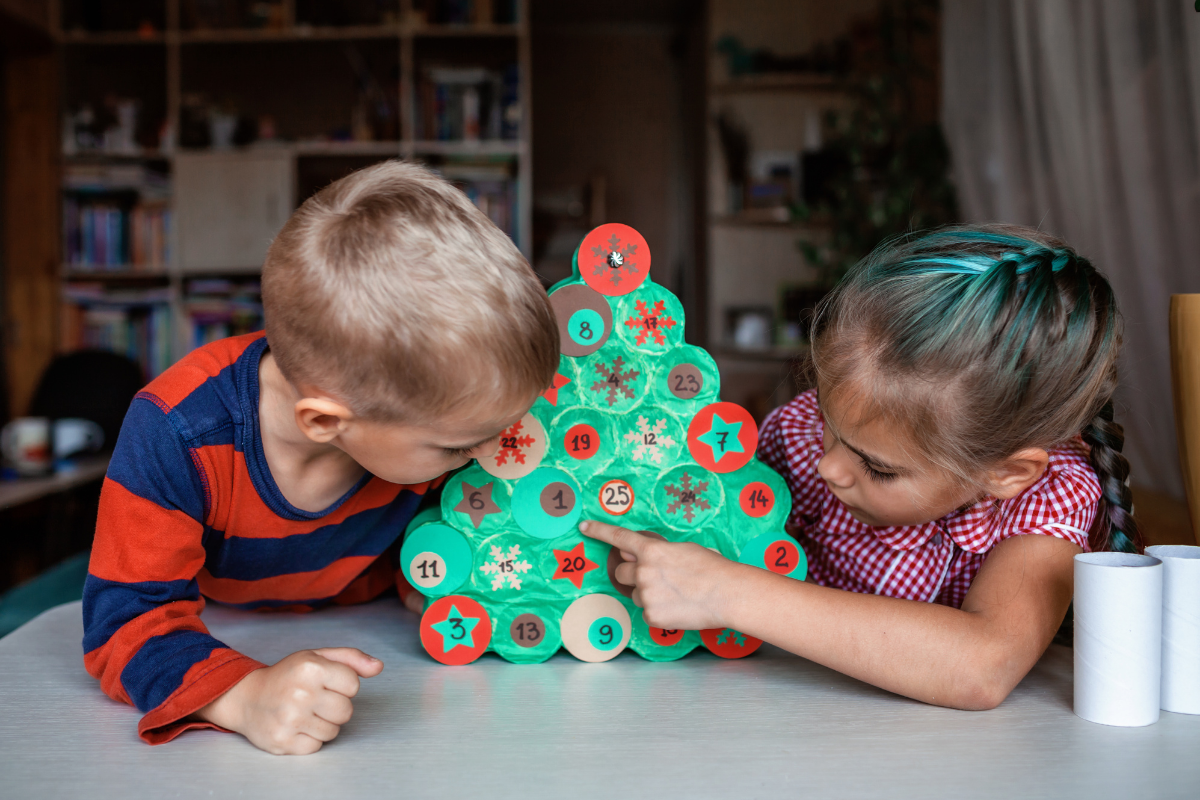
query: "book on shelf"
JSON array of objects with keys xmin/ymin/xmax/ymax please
[
  {"xmin": 437, "ymin": 161, "xmax": 518, "ymax": 243},
  {"xmin": 61, "ymin": 284, "xmax": 173, "ymax": 379},
  {"xmin": 416, "ymin": 64, "xmax": 520, "ymax": 142},
  {"xmin": 184, "ymin": 278, "xmax": 264, "ymax": 350},
  {"xmin": 63, "ymin": 162, "xmax": 172, "ymax": 272}
]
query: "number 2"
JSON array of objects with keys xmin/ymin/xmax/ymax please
[{"xmin": 774, "ymin": 545, "xmax": 790, "ymax": 569}]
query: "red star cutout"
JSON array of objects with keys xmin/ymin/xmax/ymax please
[
  {"xmin": 551, "ymin": 541, "xmax": 598, "ymax": 589},
  {"xmin": 541, "ymin": 372, "xmax": 571, "ymax": 406}
]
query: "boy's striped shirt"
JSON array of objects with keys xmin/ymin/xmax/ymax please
[{"xmin": 83, "ymin": 333, "xmax": 437, "ymax": 744}]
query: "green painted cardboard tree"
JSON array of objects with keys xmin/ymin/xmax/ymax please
[{"xmin": 402, "ymin": 224, "xmax": 807, "ymax": 665}]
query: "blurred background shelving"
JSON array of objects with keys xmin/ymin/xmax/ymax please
[{"xmin": 53, "ymin": 0, "xmax": 530, "ymax": 381}]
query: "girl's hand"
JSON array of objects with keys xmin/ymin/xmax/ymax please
[
  {"xmin": 580, "ymin": 520, "xmax": 742, "ymax": 631},
  {"xmin": 194, "ymin": 647, "xmax": 383, "ymax": 755}
]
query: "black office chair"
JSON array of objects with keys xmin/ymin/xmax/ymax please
[{"xmin": 28, "ymin": 350, "xmax": 144, "ymax": 450}]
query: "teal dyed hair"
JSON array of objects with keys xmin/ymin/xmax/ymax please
[{"xmin": 810, "ymin": 224, "xmax": 1139, "ymax": 554}]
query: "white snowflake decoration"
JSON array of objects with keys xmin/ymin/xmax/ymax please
[
  {"xmin": 623, "ymin": 415, "xmax": 676, "ymax": 464},
  {"xmin": 479, "ymin": 544, "xmax": 532, "ymax": 590}
]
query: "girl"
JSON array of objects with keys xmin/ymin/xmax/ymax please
[{"xmin": 582, "ymin": 224, "xmax": 1141, "ymax": 710}]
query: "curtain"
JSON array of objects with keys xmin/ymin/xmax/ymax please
[{"xmin": 942, "ymin": 0, "xmax": 1200, "ymax": 497}]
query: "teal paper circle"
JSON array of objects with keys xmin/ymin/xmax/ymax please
[
  {"xmin": 588, "ymin": 616, "xmax": 624, "ymax": 650},
  {"xmin": 399, "ymin": 523, "xmax": 473, "ymax": 597},
  {"xmin": 511, "ymin": 467, "xmax": 583, "ymax": 539},
  {"xmin": 568, "ymin": 308, "xmax": 606, "ymax": 347},
  {"xmin": 737, "ymin": 531, "xmax": 807, "ymax": 581}
]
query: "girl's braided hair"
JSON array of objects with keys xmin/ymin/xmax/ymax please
[{"xmin": 809, "ymin": 224, "xmax": 1141, "ymax": 553}]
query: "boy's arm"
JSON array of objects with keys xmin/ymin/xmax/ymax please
[{"xmin": 83, "ymin": 397, "xmax": 265, "ymax": 744}]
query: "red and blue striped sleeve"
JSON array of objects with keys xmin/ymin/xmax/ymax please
[{"xmin": 83, "ymin": 395, "xmax": 264, "ymax": 745}]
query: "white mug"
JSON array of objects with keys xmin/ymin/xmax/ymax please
[
  {"xmin": 53, "ymin": 418, "xmax": 104, "ymax": 459},
  {"xmin": 1, "ymin": 417, "xmax": 52, "ymax": 476}
]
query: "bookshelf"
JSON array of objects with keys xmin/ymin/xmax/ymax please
[{"xmin": 54, "ymin": 0, "xmax": 532, "ymax": 382}]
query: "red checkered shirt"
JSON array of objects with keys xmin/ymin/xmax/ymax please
[{"xmin": 758, "ymin": 389, "xmax": 1099, "ymax": 608}]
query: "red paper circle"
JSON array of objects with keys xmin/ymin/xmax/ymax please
[
  {"xmin": 764, "ymin": 539, "xmax": 801, "ymax": 575},
  {"xmin": 420, "ymin": 595, "xmax": 492, "ymax": 665},
  {"xmin": 564, "ymin": 424, "xmax": 601, "ymax": 460},
  {"xmin": 649, "ymin": 626, "xmax": 685, "ymax": 647},
  {"xmin": 738, "ymin": 481, "xmax": 776, "ymax": 518},
  {"xmin": 700, "ymin": 627, "xmax": 763, "ymax": 659},
  {"xmin": 686, "ymin": 402, "xmax": 759, "ymax": 473},
  {"xmin": 579, "ymin": 224, "xmax": 651, "ymax": 296}
]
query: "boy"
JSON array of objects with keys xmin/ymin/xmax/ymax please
[{"xmin": 82, "ymin": 162, "xmax": 559, "ymax": 754}]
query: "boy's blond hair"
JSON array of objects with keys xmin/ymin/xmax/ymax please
[{"xmin": 262, "ymin": 160, "xmax": 558, "ymax": 421}]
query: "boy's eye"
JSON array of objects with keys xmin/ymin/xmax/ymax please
[{"xmin": 444, "ymin": 447, "xmax": 476, "ymax": 459}]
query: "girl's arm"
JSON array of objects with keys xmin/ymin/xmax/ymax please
[{"xmin": 581, "ymin": 521, "xmax": 1079, "ymax": 710}]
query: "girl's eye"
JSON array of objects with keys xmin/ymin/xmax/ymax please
[{"xmin": 862, "ymin": 462, "xmax": 898, "ymax": 483}]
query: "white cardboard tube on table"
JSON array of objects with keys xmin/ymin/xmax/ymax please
[
  {"xmin": 1073, "ymin": 552, "xmax": 1163, "ymax": 727},
  {"xmin": 1146, "ymin": 545, "xmax": 1200, "ymax": 714}
]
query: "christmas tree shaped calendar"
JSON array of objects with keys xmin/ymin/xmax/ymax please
[{"xmin": 402, "ymin": 223, "xmax": 807, "ymax": 665}]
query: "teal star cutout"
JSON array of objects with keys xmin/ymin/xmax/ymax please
[
  {"xmin": 697, "ymin": 413, "xmax": 744, "ymax": 461},
  {"xmin": 430, "ymin": 605, "xmax": 480, "ymax": 652}
]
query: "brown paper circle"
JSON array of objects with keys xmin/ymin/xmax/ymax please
[
  {"xmin": 667, "ymin": 363, "xmax": 704, "ymax": 399},
  {"xmin": 509, "ymin": 613, "xmax": 546, "ymax": 648},
  {"xmin": 540, "ymin": 482, "xmax": 577, "ymax": 518},
  {"xmin": 550, "ymin": 284, "xmax": 613, "ymax": 357}
]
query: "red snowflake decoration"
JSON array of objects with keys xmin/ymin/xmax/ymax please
[
  {"xmin": 493, "ymin": 420, "xmax": 536, "ymax": 467},
  {"xmin": 664, "ymin": 472, "xmax": 712, "ymax": 523},
  {"xmin": 591, "ymin": 356, "xmax": 641, "ymax": 406},
  {"xmin": 624, "ymin": 300, "xmax": 677, "ymax": 346}
]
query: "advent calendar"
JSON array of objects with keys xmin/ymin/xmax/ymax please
[{"xmin": 401, "ymin": 223, "xmax": 807, "ymax": 664}]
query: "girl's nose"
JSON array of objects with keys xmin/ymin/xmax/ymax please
[{"xmin": 817, "ymin": 450, "xmax": 855, "ymax": 490}]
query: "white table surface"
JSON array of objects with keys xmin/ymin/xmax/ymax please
[{"xmin": 1, "ymin": 600, "xmax": 1197, "ymax": 800}]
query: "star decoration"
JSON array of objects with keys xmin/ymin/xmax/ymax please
[
  {"xmin": 551, "ymin": 541, "xmax": 599, "ymax": 589},
  {"xmin": 697, "ymin": 413, "xmax": 744, "ymax": 463},
  {"xmin": 429, "ymin": 605, "xmax": 480, "ymax": 652},
  {"xmin": 541, "ymin": 372, "xmax": 572, "ymax": 406},
  {"xmin": 453, "ymin": 480, "xmax": 501, "ymax": 528},
  {"xmin": 716, "ymin": 628, "xmax": 748, "ymax": 647}
]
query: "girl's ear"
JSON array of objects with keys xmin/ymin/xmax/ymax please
[{"xmin": 985, "ymin": 447, "xmax": 1050, "ymax": 500}]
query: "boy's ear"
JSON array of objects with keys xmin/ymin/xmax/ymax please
[
  {"xmin": 984, "ymin": 447, "xmax": 1050, "ymax": 500},
  {"xmin": 294, "ymin": 398, "xmax": 356, "ymax": 444}
]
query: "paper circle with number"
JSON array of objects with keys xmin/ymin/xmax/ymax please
[
  {"xmin": 654, "ymin": 346, "xmax": 719, "ymax": 408},
  {"xmin": 700, "ymin": 627, "xmax": 763, "ymax": 659},
  {"xmin": 560, "ymin": 593, "xmax": 632, "ymax": 662},
  {"xmin": 479, "ymin": 412, "xmax": 547, "ymax": 480},
  {"xmin": 419, "ymin": 595, "xmax": 493, "ymax": 665},
  {"xmin": 578, "ymin": 223, "xmax": 651, "ymax": 297},
  {"xmin": 598, "ymin": 478, "xmax": 636, "ymax": 516},
  {"xmin": 686, "ymin": 402, "xmax": 759, "ymax": 473},
  {"xmin": 564, "ymin": 423, "xmax": 601, "ymax": 460},
  {"xmin": 738, "ymin": 532, "xmax": 808, "ymax": 581},
  {"xmin": 512, "ymin": 467, "xmax": 583, "ymax": 538},
  {"xmin": 492, "ymin": 607, "xmax": 562, "ymax": 664},
  {"xmin": 653, "ymin": 465, "xmax": 721, "ymax": 530},
  {"xmin": 739, "ymin": 481, "xmax": 776, "ymax": 518},
  {"xmin": 614, "ymin": 282, "xmax": 685, "ymax": 352},
  {"xmin": 399, "ymin": 523, "xmax": 473, "ymax": 598},
  {"xmin": 628, "ymin": 607, "xmax": 698, "ymax": 661},
  {"xmin": 550, "ymin": 284, "xmax": 613, "ymax": 357}
]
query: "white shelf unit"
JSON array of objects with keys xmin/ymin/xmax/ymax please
[{"xmin": 56, "ymin": 0, "xmax": 532, "ymax": 373}]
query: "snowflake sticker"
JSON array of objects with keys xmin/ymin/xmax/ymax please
[
  {"xmin": 717, "ymin": 628, "xmax": 747, "ymax": 647},
  {"xmin": 623, "ymin": 415, "xmax": 676, "ymax": 464},
  {"xmin": 580, "ymin": 224, "xmax": 651, "ymax": 296},
  {"xmin": 591, "ymin": 356, "xmax": 641, "ymax": 407},
  {"xmin": 591, "ymin": 233, "xmax": 641, "ymax": 288},
  {"xmin": 495, "ymin": 420, "xmax": 535, "ymax": 467},
  {"xmin": 663, "ymin": 471, "xmax": 712, "ymax": 524},
  {"xmin": 624, "ymin": 300, "xmax": 677, "ymax": 347},
  {"xmin": 479, "ymin": 543, "xmax": 532, "ymax": 591},
  {"xmin": 480, "ymin": 412, "xmax": 546, "ymax": 480}
]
